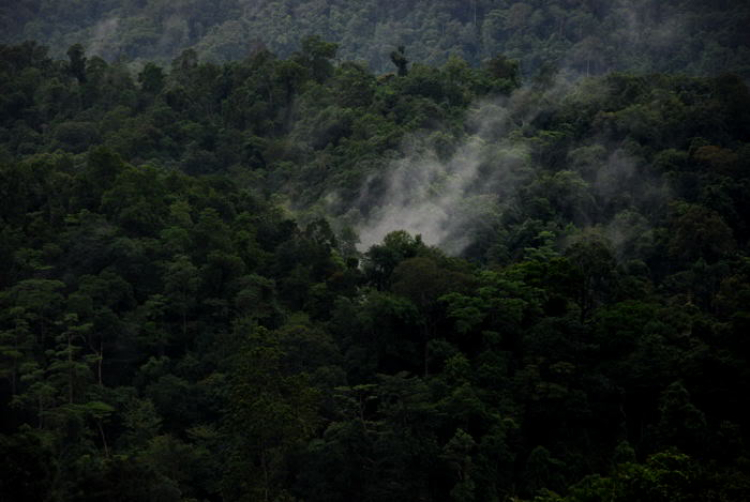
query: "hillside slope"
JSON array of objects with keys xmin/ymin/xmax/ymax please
[{"xmin": 2, "ymin": 0, "xmax": 749, "ymax": 76}]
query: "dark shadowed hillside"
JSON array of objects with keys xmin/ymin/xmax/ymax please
[
  {"xmin": 2, "ymin": 0, "xmax": 749, "ymax": 76},
  {"xmin": 1, "ymin": 1, "xmax": 750, "ymax": 500}
]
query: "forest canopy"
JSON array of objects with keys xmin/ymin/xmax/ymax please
[
  {"xmin": 1, "ymin": 1, "xmax": 750, "ymax": 500},
  {"xmin": 2, "ymin": 0, "xmax": 750, "ymax": 77}
]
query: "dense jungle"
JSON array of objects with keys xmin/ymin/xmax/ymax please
[{"xmin": 1, "ymin": 1, "xmax": 750, "ymax": 501}]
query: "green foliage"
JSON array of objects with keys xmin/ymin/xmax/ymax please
[
  {"xmin": 3, "ymin": 0, "xmax": 749, "ymax": 79},
  {"xmin": 1, "ymin": 32, "xmax": 750, "ymax": 502},
  {"xmin": 223, "ymin": 324, "xmax": 321, "ymax": 502}
]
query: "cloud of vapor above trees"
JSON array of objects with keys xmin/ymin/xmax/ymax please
[
  {"xmin": 353, "ymin": 106, "xmax": 528, "ymax": 254},
  {"xmin": 353, "ymin": 76, "xmax": 568, "ymax": 255},
  {"xmin": 353, "ymin": 71, "xmax": 671, "ymax": 259}
]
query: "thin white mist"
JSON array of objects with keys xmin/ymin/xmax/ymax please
[
  {"xmin": 356, "ymin": 136, "xmax": 482, "ymax": 254},
  {"xmin": 355, "ymin": 100, "xmax": 528, "ymax": 255},
  {"xmin": 349, "ymin": 58, "xmax": 675, "ymax": 258},
  {"xmin": 88, "ymin": 17, "xmax": 120, "ymax": 58}
]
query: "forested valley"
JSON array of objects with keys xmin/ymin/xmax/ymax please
[{"xmin": 1, "ymin": 1, "xmax": 750, "ymax": 501}]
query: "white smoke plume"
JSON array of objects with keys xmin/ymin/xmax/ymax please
[
  {"xmin": 350, "ymin": 67, "xmax": 672, "ymax": 260},
  {"xmin": 355, "ymin": 100, "xmax": 529, "ymax": 255},
  {"xmin": 88, "ymin": 17, "xmax": 120, "ymax": 58}
]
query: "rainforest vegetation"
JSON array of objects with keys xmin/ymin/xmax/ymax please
[
  {"xmin": 1, "ymin": 1, "xmax": 750, "ymax": 501},
  {"xmin": 2, "ymin": 0, "xmax": 750, "ymax": 77}
]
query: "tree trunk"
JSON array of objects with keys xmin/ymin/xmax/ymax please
[
  {"xmin": 98, "ymin": 339, "xmax": 104, "ymax": 386},
  {"xmin": 98, "ymin": 420, "xmax": 110, "ymax": 458},
  {"xmin": 68, "ymin": 333, "xmax": 74, "ymax": 404}
]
